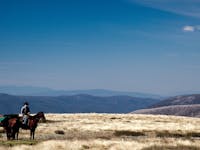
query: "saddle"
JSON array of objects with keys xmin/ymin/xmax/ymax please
[
  {"xmin": 21, "ymin": 118, "xmax": 30, "ymax": 129},
  {"xmin": 0, "ymin": 117, "xmax": 5, "ymax": 126},
  {"xmin": 0, "ymin": 114, "xmax": 19, "ymax": 126},
  {"xmin": 0, "ymin": 117, "xmax": 5, "ymax": 123},
  {"xmin": 21, "ymin": 123, "xmax": 29, "ymax": 129},
  {"xmin": 4, "ymin": 114, "xmax": 19, "ymax": 118}
]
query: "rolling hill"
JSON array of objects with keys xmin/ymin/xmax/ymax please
[
  {"xmin": 0, "ymin": 93, "xmax": 160, "ymax": 114},
  {"xmin": 132, "ymin": 104, "xmax": 200, "ymax": 117},
  {"xmin": 150, "ymin": 94, "xmax": 200, "ymax": 108},
  {"xmin": 132, "ymin": 94, "xmax": 200, "ymax": 117}
]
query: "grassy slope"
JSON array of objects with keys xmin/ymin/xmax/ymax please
[
  {"xmin": 0, "ymin": 113, "xmax": 200, "ymax": 150},
  {"xmin": 132, "ymin": 104, "xmax": 200, "ymax": 117}
]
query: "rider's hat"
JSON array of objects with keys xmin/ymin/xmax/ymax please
[{"xmin": 24, "ymin": 102, "xmax": 29, "ymax": 105}]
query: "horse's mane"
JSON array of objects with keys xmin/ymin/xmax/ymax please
[{"xmin": 29, "ymin": 112, "xmax": 44, "ymax": 120}]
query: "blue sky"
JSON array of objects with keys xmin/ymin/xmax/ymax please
[{"xmin": 0, "ymin": 0, "xmax": 200, "ymax": 95}]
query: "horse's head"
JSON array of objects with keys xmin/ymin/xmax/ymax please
[{"xmin": 36, "ymin": 112, "xmax": 46, "ymax": 122}]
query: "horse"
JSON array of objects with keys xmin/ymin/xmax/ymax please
[
  {"xmin": 0, "ymin": 114, "xmax": 20, "ymax": 140},
  {"xmin": 21, "ymin": 112, "xmax": 46, "ymax": 140},
  {"xmin": 1, "ymin": 112, "xmax": 46, "ymax": 140},
  {"xmin": 7, "ymin": 117, "xmax": 20, "ymax": 140}
]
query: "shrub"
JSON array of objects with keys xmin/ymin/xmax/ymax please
[
  {"xmin": 114, "ymin": 130, "xmax": 145, "ymax": 137},
  {"xmin": 55, "ymin": 130, "xmax": 65, "ymax": 135}
]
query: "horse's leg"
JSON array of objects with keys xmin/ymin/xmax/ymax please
[
  {"xmin": 33, "ymin": 130, "xmax": 35, "ymax": 140},
  {"xmin": 11, "ymin": 132, "xmax": 14, "ymax": 140},
  {"xmin": 7, "ymin": 134, "xmax": 10, "ymax": 140},
  {"xmin": 16, "ymin": 121, "xmax": 20, "ymax": 140},
  {"xmin": 15, "ymin": 127, "xmax": 19, "ymax": 140},
  {"xmin": 6, "ymin": 131, "xmax": 10, "ymax": 140},
  {"xmin": 16, "ymin": 130, "xmax": 19, "ymax": 140},
  {"xmin": 30, "ymin": 130, "xmax": 32, "ymax": 140},
  {"xmin": 30, "ymin": 129, "xmax": 35, "ymax": 140},
  {"xmin": 11, "ymin": 129, "xmax": 15, "ymax": 140},
  {"xmin": 13, "ymin": 132, "xmax": 15, "ymax": 140},
  {"xmin": 7, "ymin": 132, "xmax": 11, "ymax": 140},
  {"xmin": 13, "ymin": 129, "xmax": 18, "ymax": 140},
  {"xmin": 6, "ymin": 128, "xmax": 11, "ymax": 140}
]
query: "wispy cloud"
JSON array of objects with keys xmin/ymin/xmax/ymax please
[
  {"xmin": 129, "ymin": 0, "xmax": 200, "ymax": 18},
  {"xmin": 182, "ymin": 25, "xmax": 200, "ymax": 32},
  {"xmin": 165, "ymin": 53, "xmax": 179, "ymax": 58},
  {"xmin": 0, "ymin": 62, "xmax": 32, "ymax": 65}
]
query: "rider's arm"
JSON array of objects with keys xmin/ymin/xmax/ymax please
[{"xmin": 21, "ymin": 106, "xmax": 24, "ymax": 114}]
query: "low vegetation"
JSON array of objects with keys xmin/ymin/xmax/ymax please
[{"xmin": 0, "ymin": 113, "xmax": 200, "ymax": 149}]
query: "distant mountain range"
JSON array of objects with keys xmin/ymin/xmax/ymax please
[
  {"xmin": 2, "ymin": 86, "xmax": 200, "ymax": 117},
  {"xmin": 0, "ymin": 93, "xmax": 161, "ymax": 114},
  {"xmin": 0, "ymin": 86, "xmax": 163, "ymax": 99},
  {"xmin": 132, "ymin": 94, "xmax": 200, "ymax": 117}
]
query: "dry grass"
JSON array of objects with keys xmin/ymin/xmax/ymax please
[{"xmin": 1, "ymin": 113, "xmax": 200, "ymax": 150}]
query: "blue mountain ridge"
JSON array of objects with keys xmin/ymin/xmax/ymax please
[
  {"xmin": 0, "ymin": 93, "xmax": 161, "ymax": 114},
  {"xmin": 0, "ymin": 86, "xmax": 163, "ymax": 99}
]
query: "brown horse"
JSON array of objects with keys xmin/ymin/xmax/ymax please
[
  {"xmin": 0, "ymin": 115, "xmax": 20, "ymax": 140},
  {"xmin": 7, "ymin": 117, "xmax": 20, "ymax": 140},
  {"xmin": 21, "ymin": 112, "xmax": 46, "ymax": 140},
  {"xmin": 1, "ymin": 112, "xmax": 45, "ymax": 140}
]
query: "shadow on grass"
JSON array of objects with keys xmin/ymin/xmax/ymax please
[
  {"xmin": 114, "ymin": 130, "xmax": 200, "ymax": 139},
  {"xmin": 142, "ymin": 145, "xmax": 200, "ymax": 150},
  {"xmin": 0, "ymin": 140, "xmax": 39, "ymax": 147},
  {"xmin": 45, "ymin": 120, "xmax": 63, "ymax": 123},
  {"xmin": 156, "ymin": 131, "xmax": 200, "ymax": 138}
]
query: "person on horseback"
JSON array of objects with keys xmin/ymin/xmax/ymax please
[{"xmin": 21, "ymin": 102, "xmax": 30, "ymax": 125}]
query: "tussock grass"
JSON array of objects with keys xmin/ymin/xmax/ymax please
[{"xmin": 1, "ymin": 113, "xmax": 200, "ymax": 149}]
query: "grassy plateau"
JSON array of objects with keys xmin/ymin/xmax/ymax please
[{"xmin": 0, "ymin": 113, "xmax": 200, "ymax": 150}]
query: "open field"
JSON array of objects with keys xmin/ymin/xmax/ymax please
[{"xmin": 1, "ymin": 113, "xmax": 200, "ymax": 150}]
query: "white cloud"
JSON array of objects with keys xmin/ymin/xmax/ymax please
[
  {"xmin": 182, "ymin": 25, "xmax": 200, "ymax": 32},
  {"xmin": 183, "ymin": 26, "xmax": 195, "ymax": 32}
]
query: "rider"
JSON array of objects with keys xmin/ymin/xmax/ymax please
[{"xmin": 21, "ymin": 102, "xmax": 30, "ymax": 125}]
